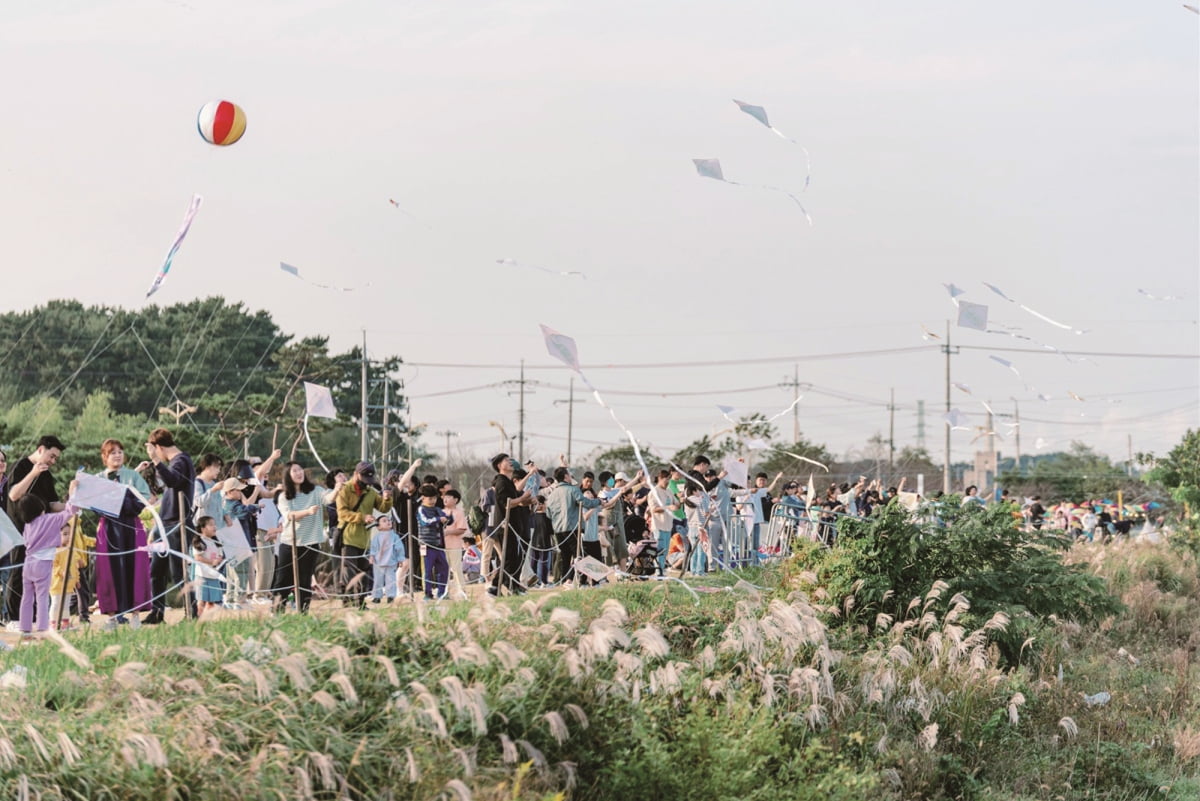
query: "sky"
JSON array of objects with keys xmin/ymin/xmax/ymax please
[{"xmin": 0, "ymin": 0, "xmax": 1196, "ymax": 473}]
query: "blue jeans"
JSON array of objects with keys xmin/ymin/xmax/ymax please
[
  {"xmin": 689, "ymin": 531, "xmax": 707, "ymax": 574},
  {"xmin": 656, "ymin": 530, "xmax": 671, "ymax": 571}
]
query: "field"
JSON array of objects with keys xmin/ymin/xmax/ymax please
[{"xmin": 0, "ymin": 533, "xmax": 1197, "ymax": 801}]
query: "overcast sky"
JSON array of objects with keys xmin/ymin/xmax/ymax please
[{"xmin": 1, "ymin": 0, "xmax": 1196, "ymax": 471}]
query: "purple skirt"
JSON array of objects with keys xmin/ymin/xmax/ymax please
[{"xmin": 95, "ymin": 517, "xmax": 153, "ymax": 615}]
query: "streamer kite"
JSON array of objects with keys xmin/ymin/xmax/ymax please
[
  {"xmin": 302, "ymin": 381, "xmax": 337, "ymax": 472},
  {"xmin": 732, "ymin": 99, "xmax": 811, "ymax": 189},
  {"xmin": 988, "ymin": 355, "xmax": 1022, "ymax": 378},
  {"xmin": 196, "ymin": 100, "xmax": 246, "ymax": 146},
  {"xmin": 1137, "ymin": 289, "xmax": 1181, "ymax": 301},
  {"xmin": 279, "ymin": 262, "xmax": 356, "ymax": 292},
  {"xmin": 692, "ymin": 159, "xmax": 812, "ymax": 225},
  {"xmin": 497, "ymin": 258, "xmax": 587, "ymax": 279},
  {"xmin": 539, "ymin": 324, "xmax": 652, "ymax": 481},
  {"xmin": 775, "ymin": 448, "xmax": 829, "ymax": 472},
  {"xmin": 145, "ymin": 194, "xmax": 202, "ymax": 298},
  {"xmin": 943, "ymin": 409, "xmax": 970, "ymax": 430},
  {"xmin": 952, "ymin": 382, "xmax": 972, "ymax": 395},
  {"xmin": 982, "ymin": 282, "xmax": 1086, "ymax": 334}
]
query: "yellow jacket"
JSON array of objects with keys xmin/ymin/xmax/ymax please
[
  {"xmin": 51, "ymin": 516, "xmax": 95, "ymax": 595},
  {"xmin": 336, "ymin": 482, "xmax": 392, "ymax": 550}
]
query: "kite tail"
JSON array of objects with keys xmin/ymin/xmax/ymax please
[
  {"xmin": 1018, "ymin": 303, "xmax": 1074, "ymax": 331},
  {"xmin": 578, "ymin": 375, "xmax": 653, "ymax": 481},
  {"xmin": 303, "ymin": 415, "xmax": 330, "ymax": 473},
  {"xmin": 777, "ymin": 449, "xmax": 829, "ymax": 472},
  {"xmin": 765, "ymin": 396, "xmax": 803, "ymax": 423}
]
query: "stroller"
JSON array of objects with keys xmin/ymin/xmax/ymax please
[{"xmin": 624, "ymin": 516, "xmax": 661, "ymax": 578}]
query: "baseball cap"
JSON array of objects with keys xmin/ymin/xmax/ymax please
[
  {"xmin": 220, "ymin": 477, "xmax": 248, "ymax": 493},
  {"xmin": 614, "ymin": 472, "xmax": 629, "ymax": 482},
  {"xmin": 354, "ymin": 461, "xmax": 376, "ymax": 479}
]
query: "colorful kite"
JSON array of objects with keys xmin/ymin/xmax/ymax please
[
  {"xmin": 732, "ymin": 99, "xmax": 812, "ymax": 189},
  {"xmin": 692, "ymin": 159, "xmax": 812, "ymax": 225},
  {"xmin": 146, "ymin": 194, "xmax": 202, "ymax": 298},
  {"xmin": 196, "ymin": 100, "xmax": 246, "ymax": 146}
]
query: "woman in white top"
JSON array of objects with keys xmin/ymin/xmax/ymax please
[{"xmin": 273, "ymin": 462, "xmax": 336, "ymax": 613}]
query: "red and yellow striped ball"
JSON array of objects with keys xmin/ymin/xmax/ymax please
[{"xmin": 196, "ymin": 100, "xmax": 247, "ymax": 146}]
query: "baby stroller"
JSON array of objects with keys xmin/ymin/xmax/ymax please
[{"xmin": 624, "ymin": 516, "xmax": 661, "ymax": 578}]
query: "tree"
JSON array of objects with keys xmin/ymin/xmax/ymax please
[
  {"xmin": 1141, "ymin": 429, "xmax": 1200, "ymax": 512},
  {"xmin": 998, "ymin": 442, "xmax": 1141, "ymax": 501}
]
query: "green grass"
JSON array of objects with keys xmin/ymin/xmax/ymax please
[{"xmin": 0, "ymin": 543, "xmax": 1195, "ymax": 800}]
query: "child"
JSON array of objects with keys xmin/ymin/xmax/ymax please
[
  {"xmin": 415, "ymin": 485, "xmax": 452, "ymax": 600},
  {"xmin": 368, "ymin": 513, "xmax": 404, "ymax": 603},
  {"xmin": 191, "ymin": 516, "xmax": 225, "ymax": 616},
  {"xmin": 49, "ymin": 515, "xmax": 94, "ymax": 630},
  {"xmin": 17, "ymin": 493, "xmax": 76, "ymax": 637},
  {"xmin": 461, "ymin": 536, "xmax": 481, "ymax": 584},
  {"xmin": 441, "ymin": 490, "xmax": 470, "ymax": 600},
  {"xmin": 530, "ymin": 495, "xmax": 554, "ymax": 588},
  {"xmin": 666, "ymin": 530, "xmax": 687, "ymax": 571}
]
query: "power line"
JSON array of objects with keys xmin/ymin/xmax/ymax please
[{"xmin": 957, "ymin": 345, "xmax": 1199, "ymax": 359}]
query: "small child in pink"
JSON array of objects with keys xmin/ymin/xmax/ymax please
[{"xmin": 17, "ymin": 495, "xmax": 76, "ymax": 635}]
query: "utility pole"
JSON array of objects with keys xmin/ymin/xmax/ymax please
[
  {"xmin": 986, "ymin": 401, "xmax": 996, "ymax": 497},
  {"xmin": 553, "ymin": 377, "xmax": 581, "ymax": 465},
  {"xmin": 888, "ymin": 387, "xmax": 895, "ymax": 479},
  {"xmin": 779, "ymin": 364, "xmax": 804, "ymax": 443},
  {"xmin": 435, "ymin": 430, "xmax": 459, "ymax": 468},
  {"xmin": 381, "ymin": 378, "xmax": 390, "ymax": 467},
  {"xmin": 1128, "ymin": 434, "xmax": 1134, "ymax": 477},
  {"xmin": 518, "ymin": 360, "xmax": 525, "ymax": 463},
  {"xmin": 916, "ymin": 400, "xmax": 926, "ymax": 450},
  {"xmin": 501, "ymin": 363, "xmax": 536, "ymax": 463},
  {"xmin": 1012, "ymin": 399, "xmax": 1021, "ymax": 476},
  {"xmin": 360, "ymin": 330, "xmax": 368, "ymax": 462},
  {"xmin": 943, "ymin": 322, "xmax": 953, "ymax": 494},
  {"xmin": 158, "ymin": 399, "xmax": 197, "ymax": 425}
]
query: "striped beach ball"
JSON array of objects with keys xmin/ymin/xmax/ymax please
[{"xmin": 196, "ymin": 100, "xmax": 247, "ymax": 146}]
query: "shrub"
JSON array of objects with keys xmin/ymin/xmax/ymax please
[{"xmin": 814, "ymin": 501, "xmax": 1121, "ymax": 664}]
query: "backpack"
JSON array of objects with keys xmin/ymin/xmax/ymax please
[{"xmin": 467, "ymin": 505, "xmax": 487, "ymax": 535}]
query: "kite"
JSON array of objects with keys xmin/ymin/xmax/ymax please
[
  {"xmin": 766, "ymin": 396, "xmax": 804, "ymax": 422},
  {"xmin": 1037, "ymin": 393, "xmax": 1052, "ymax": 402},
  {"xmin": 956, "ymin": 301, "xmax": 989, "ymax": 331},
  {"xmin": 692, "ymin": 159, "xmax": 811, "ymax": 225},
  {"xmin": 982, "ymin": 282, "xmax": 1086, "ymax": 334},
  {"xmin": 1137, "ymin": 289, "xmax": 1181, "ymax": 301},
  {"xmin": 302, "ymin": 382, "xmax": 337, "ymax": 472},
  {"xmin": 731, "ymin": 99, "xmax": 812, "ymax": 189},
  {"xmin": 943, "ymin": 409, "xmax": 970, "ymax": 430},
  {"xmin": 980, "ymin": 400, "xmax": 996, "ymax": 416},
  {"xmin": 1068, "ymin": 391, "xmax": 1085, "ymax": 402},
  {"xmin": 196, "ymin": 100, "xmax": 246, "ymax": 146},
  {"xmin": 989, "ymin": 355, "xmax": 1022, "ymax": 378},
  {"xmin": 921, "ymin": 324, "xmax": 942, "ymax": 341},
  {"xmin": 943, "ymin": 283, "xmax": 967, "ymax": 303},
  {"xmin": 744, "ymin": 438, "xmax": 770, "ymax": 451},
  {"xmin": 1035, "ymin": 437, "xmax": 1049, "ymax": 450},
  {"xmin": 776, "ymin": 449, "xmax": 829, "ymax": 472},
  {"xmin": 146, "ymin": 194, "xmax": 202, "ymax": 298},
  {"xmin": 952, "ymin": 382, "xmax": 972, "ymax": 395},
  {"xmin": 279, "ymin": 262, "xmax": 356, "ymax": 292},
  {"xmin": 540, "ymin": 324, "xmax": 652, "ymax": 481},
  {"xmin": 497, "ymin": 258, "xmax": 587, "ymax": 279},
  {"xmin": 387, "ymin": 198, "xmax": 430, "ymax": 228},
  {"xmin": 971, "ymin": 428, "xmax": 1005, "ymax": 444},
  {"xmin": 1186, "ymin": 4, "xmax": 1199, "ymax": 13}
]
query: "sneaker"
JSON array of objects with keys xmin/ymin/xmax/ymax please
[
  {"xmin": 371, "ymin": 598, "xmax": 381, "ymax": 604},
  {"xmin": 4, "ymin": 622, "xmax": 20, "ymax": 634},
  {"xmin": 129, "ymin": 616, "xmax": 141, "ymax": 630},
  {"xmin": 142, "ymin": 612, "xmax": 164, "ymax": 625}
]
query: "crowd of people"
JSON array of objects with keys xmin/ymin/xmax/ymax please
[{"xmin": 0, "ymin": 430, "xmax": 1165, "ymax": 636}]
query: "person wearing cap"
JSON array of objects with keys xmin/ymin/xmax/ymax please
[
  {"xmin": 488, "ymin": 453, "xmax": 531, "ymax": 596},
  {"xmin": 335, "ymin": 461, "xmax": 393, "ymax": 607}
]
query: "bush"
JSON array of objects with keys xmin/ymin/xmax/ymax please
[{"xmin": 813, "ymin": 501, "xmax": 1122, "ymax": 664}]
